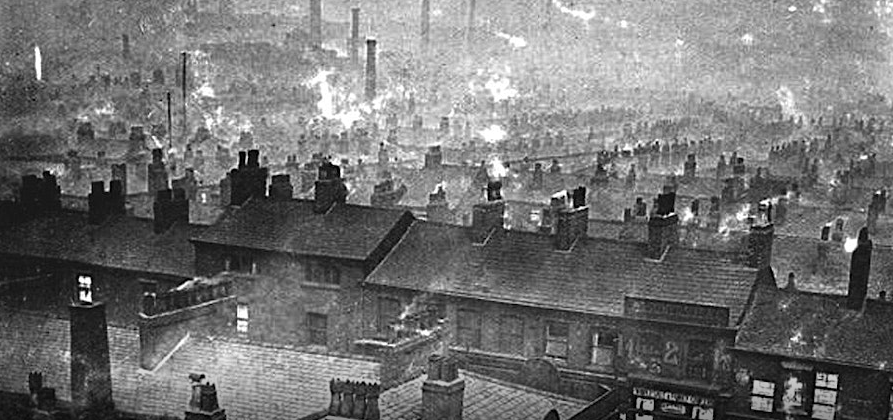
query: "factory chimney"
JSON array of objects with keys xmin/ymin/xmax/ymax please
[
  {"xmin": 365, "ymin": 38, "xmax": 377, "ymax": 101},
  {"xmin": 466, "ymin": 0, "xmax": 476, "ymax": 45},
  {"xmin": 310, "ymin": 0, "xmax": 322, "ymax": 50},
  {"xmin": 421, "ymin": 0, "xmax": 431, "ymax": 51},
  {"xmin": 349, "ymin": 7, "xmax": 360, "ymax": 67}
]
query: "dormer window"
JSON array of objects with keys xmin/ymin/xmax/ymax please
[{"xmin": 77, "ymin": 275, "xmax": 93, "ymax": 304}]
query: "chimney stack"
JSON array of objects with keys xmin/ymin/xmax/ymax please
[
  {"xmin": 471, "ymin": 181, "xmax": 505, "ymax": 243},
  {"xmin": 647, "ymin": 189, "xmax": 679, "ymax": 259},
  {"xmin": 88, "ymin": 181, "xmax": 109, "ymax": 225},
  {"xmin": 421, "ymin": 0, "xmax": 431, "ymax": 50},
  {"xmin": 553, "ymin": 187, "xmax": 589, "ymax": 251},
  {"xmin": 427, "ymin": 185, "xmax": 451, "ymax": 223},
  {"xmin": 310, "ymin": 0, "xmax": 323, "ymax": 49},
  {"xmin": 227, "ymin": 149, "xmax": 269, "ymax": 206},
  {"xmin": 370, "ymin": 179, "xmax": 407, "ymax": 208},
  {"xmin": 122, "ymin": 33, "xmax": 130, "ymax": 59},
  {"xmin": 466, "ymin": 0, "xmax": 476, "ymax": 45},
  {"xmin": 69, "ymin": 301, "xmax": 114, "ymax": 416},
  {"xmin": 112, "ymin": 163, "xmax": 127, "ymax": 197},
  {"xmin": 847, "ymin": 227, "xmax": 872, "ymax": 311},
  {"xmin": 128, "ymin": 125, "xmax": 147, "ymax": 155},
  {"xmin": 186, "ymin": 377, "xmax": 227, "ymax": 420},
  {"xmin": 424, "ymin": 145, "xmax": 443, "ymax": 169},
  {"xmin": 268, "ymin": 174, "xmax": 294, "ymax": 201},
  {"xmin": 531, "ymin": 163, "xmax": 544, "ymax": 190},
  {"xmin": 746, "ymin": 220, "xmax": 774, "ymax": 270},
  {"xmin": 422, "ymin": 355, "xmax": 464, "ymax": 420},
  {"xmin": 148, "ymin": 148, "xmax": 170, "ymax": 195},
  {"xmin": 315, "ymin": 161, "xmax": 348, "ymax": 213},
  {"xmin": 108, "ymin": 180, "xmax": 126, "ymax": 215},
  {"xmin": 153, "ymin": 188, "xmax": 189, "ymax": 233},
  {"xmin": 683, "ymin": 153, "xmax": 697, "ymax": 180},
  {"xmin": 350, "ymin": 7, "xmax": 360, "ymax": 67},
  {"xmin": 365, "ymin": 38, "xmax": 377, "ymax": 101}
]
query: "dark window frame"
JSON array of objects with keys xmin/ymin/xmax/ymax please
[
  {"xmin": 500, "ymin": 315, "xmax": 525, "ymax": 355},
  {"xmin": 456, "ymin": 308, "xmax": 482, "ymax": 349},
  {"xmin": 545, "ymin": 320, "xmax": 570, "ymax": 360},
  {"xmin": 307, "ymin": 312, "xmax": 328, "ymax": 345}
]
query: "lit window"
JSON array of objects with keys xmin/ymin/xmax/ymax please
[
  {"xmin": 77, "ymin": 275, "xmax": 93, "ymax": 304},
  {"xmin": 813, "ymin": 372, "xmax": 838, "ymax": 419},
  {"xmin": 236, "ymin": 304, "xmax": 249, "ymax": 333},
  {"xmin": 636, "ymin": 397, "xmax": 654, "ymax": 411},
  {"xmin": 590, "ymin": 329, "xmax": 617, "ymax": 366},
  {"xmin": 751, "ymin": 379, "xmax": 775, "ymax": 413},
  {"xmin": 201, "ymin": 192, "xmax": 207, "ymax": 203},
  {"xmin": 545, "ymin": 321, "xmax": 569, "ymax": 360},
  {"xmin": 692, "ymin": 407, "xmax": 714, "ymax": 420}
]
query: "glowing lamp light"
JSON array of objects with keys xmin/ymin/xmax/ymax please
[{"xmin": 844, "ymin": 237, "xmax": 858, "ymax": 253}]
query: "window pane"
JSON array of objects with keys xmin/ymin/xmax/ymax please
[
  {"xmin": 752, "ymin": 380, "xmax": 775, "ymax": 397},
  {"xmin": 236, "ymin": 319, "xmax": 248, "ymax": 333},
  {"xmin": 457, "ymin": 309, "xmax": 481, "ymax": 348},
  {"xmin": 814, "ymin": 389, "xmax": 837, "ymax": 405},
  {"xmin": 237, "ymin": 304, "xmax": 249, "ymax": 320},
  {"xmin": 750, "ymin": 396, "xmax": 773, "ymax": 412},
  {"xmin": 378, "ymin": 297, "xmax": 401, "ymax": 332},
  {"xmin": 547, "ymin": 321, "xmax": 568, "ymax": 338},
  {"xmin": 500, "ymin": 316, "xmax": 524, "ymax": 355},
  {"xmin": 812, "ymin": 404, "xmax": 835, "ymax": 420},
  {"xmin": 545, "ymin": 340, "xmax": 568, "ymax": 358}
]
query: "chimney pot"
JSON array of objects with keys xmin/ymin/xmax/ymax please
[
  {"xmin": 880, "ymin": 290, "xmax": 887, "ymax": 301},
  {"xmin": 847, "ymin": 227, "xmax": 872, "ymax": 311}
]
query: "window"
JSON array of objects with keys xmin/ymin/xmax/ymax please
[
  {"xmin": 236, "ymin": 304, "xmax": 249, "ymax": 333},
  {"xmin": 751, "ymin": 379, "xmax": 775, "ymax": 413},
  {"xmin": 500, "ymin": 315, "xmax": 524, "ymax": 355},
  {"xmin": 307, "ymin": 262, "xmax": 340, "ymax": 285},
  {"xmin": 545, "ymin": 321, "xmax": 569, "ymax": 360},
  {"xmin": 307, "ymin": 313, "xmax": 327, "ymax": 345},
  {"xmin": 812, "ymin": 372, "xmax": 838, "ymax": 420},
  {"xmin": 686, "ymin": 340, "xmax": 713, "ymax": 380},
  {"xmin": 378, "ymin": 297, "xmax": 401, "ymax": 333},
  {"xmin": 77, "ymin": 275, "xmax": 93, "ymax": 304},
  {"xmin": 456, "ymin": 309, "xmax": 482, "ymax": 349},
  {"xmin": 590, "ymin": 329, "xmax": 617, "ymax": 366}
]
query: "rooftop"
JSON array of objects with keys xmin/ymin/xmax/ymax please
[
  {"xmin": 192, "ymin": 198, "xmax": 413, "ymax": 261},
  {"xmin": 736, "ymin": 287, "xmax": 893, "ymax": 371},
  {"xmin": 0, "ymin": 211, "xmax": 201, "ymax": 278},
  {"xmin": 365, "ymin": 221, "xmax": 758, "ymax": 326}
]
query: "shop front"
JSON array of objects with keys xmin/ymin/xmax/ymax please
[{"xmin": 626, "ymin": 377, "xmax": 722, "ymax": 420}]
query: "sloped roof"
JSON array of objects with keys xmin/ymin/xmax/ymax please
[
  {"xmin": 0, "ymin": 308, "xmax": 380, "ymax": 420},
  {"xmin": 0, "ymin": 211, "xmax": 200, "ymax": 278},
  {"xmin": 365, "ymin": 221, "xmax": 757, "ymax": 326},
  {"xmin": 191, "ymin": 198, "xmax": 413, "ymax": 260},
  {"xmin": 378, "ymin": 371, "xmax": 586, "ymax": 420},
  {"xmin": 736, "ymin": 287, "xmax": 893, "ymax": 371}
]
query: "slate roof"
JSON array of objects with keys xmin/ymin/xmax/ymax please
[
  {"xmin": 771, "ymin": 234, "xmax": 893, "ymax": 295},
  {"xmin": 0, "ymin": 307, "xmax": 380, "ymax": 420},
  {"xmin": 0, "ymin": 211, "xmax": 201, "ymax": 278},
  {"xmin": 365, "ymin": 221, "xmax": 758, "ymax": 326},
  {"xmin": 378, "ymin": 371, "xmax": 586, "ymax": 420},
  {"xmin": 191, "ymin": 198, "xmax": 413, "ymax": 260},
  {"xmin": 736, "ymin": 287, "xmax": 893, "ymax": 371},
  {"xmin": 775, "ymin": 204, "xmax": 893, "ymax": 246}
]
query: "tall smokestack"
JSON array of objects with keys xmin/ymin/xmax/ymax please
[
  {"xmin": 466, "ymin": 0, "xmax": 476, "ymax": 45},
  {"xmin": 349, "ymin": 7, "xmax": 360, "ymax": 67},
  {"xmin": 166, "ymin": 91, "xmax": 172, "ymax": 148},
  {"xmin": 310, "ymin": 0, "xmax": 322, "ymax": 49},
  {"xmin": 421, "ymin": 0, "xmax": 430, "ymax": 51},
  {"xmin": 365, "ymin": 38, "xmax": 377, "ymax": 101},
  {"xmin": 121, "ymin": 34, "xmax": 130, "ymax": 59},
  {"xmin": 181, "ymin": 52, "xmax": 188, "ymax": 141}
]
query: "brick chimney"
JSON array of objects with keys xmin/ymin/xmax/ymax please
[
  {"xmin": 427, "ymin": 185, "xmax": 451, "ymax": 223},
  {"xmin": 424, "ymin": 145, "xmax": 443, "ymax": 169},
  {"xmin": 69, "ymin": 301, "xmax": 114, "ymax": 416},
  {"xmin": 269, "ymin": 174, "xmax": 294, "ymax": 201},
  {"xmin": 227, "ymin": 149, "xmax": 269, "ymax": 206},
  {"xmin": 128, "ymin": 125, "xmax": 147, "ymax": 155},
  {"xmin": 186, "ymin": 377, "xmax": 227, "ymax": 420},
  {"xmin": 315, "ymin": 161, "xmax": 348, "ymax": 213},
  {"xmin": 471, "ymin": 181, "xmax": 505, "ymax": 243},
  {"xmin": 88, "ymin": 181, "xmax": 109, "ymax": 225},
  {"xmin": 310, "ymin": 0, "xmax": 322, "ymax": 50},
  {"xmin": 349, "ymin": 7, "xmax": 360, "ymax": 67},
  {"xmin": 647, "ymin": 187, "xmax": 679, "ymax": 259},
  {"xmin": 378, "ymin": 142, "xmax": 390, "ymax": 166},
  {"xmin": 112, "ymin": 163, "xmax": 127, "ymax": 196},
  {"xmin": 371, "ymin": 178, "xmax": 407, "ymax": 208},
  {"xmin": 148, "ymin": 148, "xmax": 169, "ymax": 195},
  {"xmin": 716, "ymin": 154, "xmax": 727, "ymax": 180},
  {"xmin": 365, "ymin": 38, "xmax": 377, "ymax": 101},
  {"xmin": 531, "ymin": 163, "xmax": 544, "ymax": 190},
  {"xmin": 553, "ymin": 187, "xmax": 589, "ymax": 251},
  {"xmin": 328, "ymin": 380, "xmax": 380, "ymax": 420},
  {"xmin": 422, "ymin": 355, "xmax": 464, "ymax": 420},
  {"xmin": 153, "ymin": 188, "xmax": 189, "ymax": 233},
  {"xmin": 746, "ymin": 219, "xmax": 774, "ymax": 270},
  {"xmin": 108, "ymin": 179, "xmax": 126, "ymax": 215},
  {"xmin": 683, "ymin": 153, "xmax": 696, "ymax": 180},
  {"xmin": 847, "ymin": 227, "xmax": 872, "ymax": 311}
]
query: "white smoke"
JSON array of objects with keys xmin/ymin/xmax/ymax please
[
  {"xmin": 487, "ymin": 155, "xmax": 508, "ymax": 178},
  {"xmin": 479, "ymin": 125, "xmax": 508, "ymax": 143},
  {"xmin": 775, "ymin": 85, "xmax": 802, "ymax": 120},
  {"xmin": 741, "ymin": 33, "xmax": 755, "ymax": 46},
  {"xmin": 552, "ymin": 0, "xmax": 596, "ymax": 22},
  {"xmin": 484, "ymin": 74, "xmax": 518, "ymax": 102},
  {"xmin": 304, "ymin": 69, "xmax": 364, "ymax": 129},
  {"xmin": 495, "ymin": 31, "xmax": 528, "ymax": 49}
]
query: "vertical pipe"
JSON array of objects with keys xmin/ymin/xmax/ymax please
[
  {"xmin": 181, "ymin": 52, "xmax": 188, "ymax": 142},
  {"xmin": 310, "ymin": 0, "xmax": 322, "ymax": 49},
  {"xmin": 421, "ymin": 0, "xmax": 430, "ymax": 51}
]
